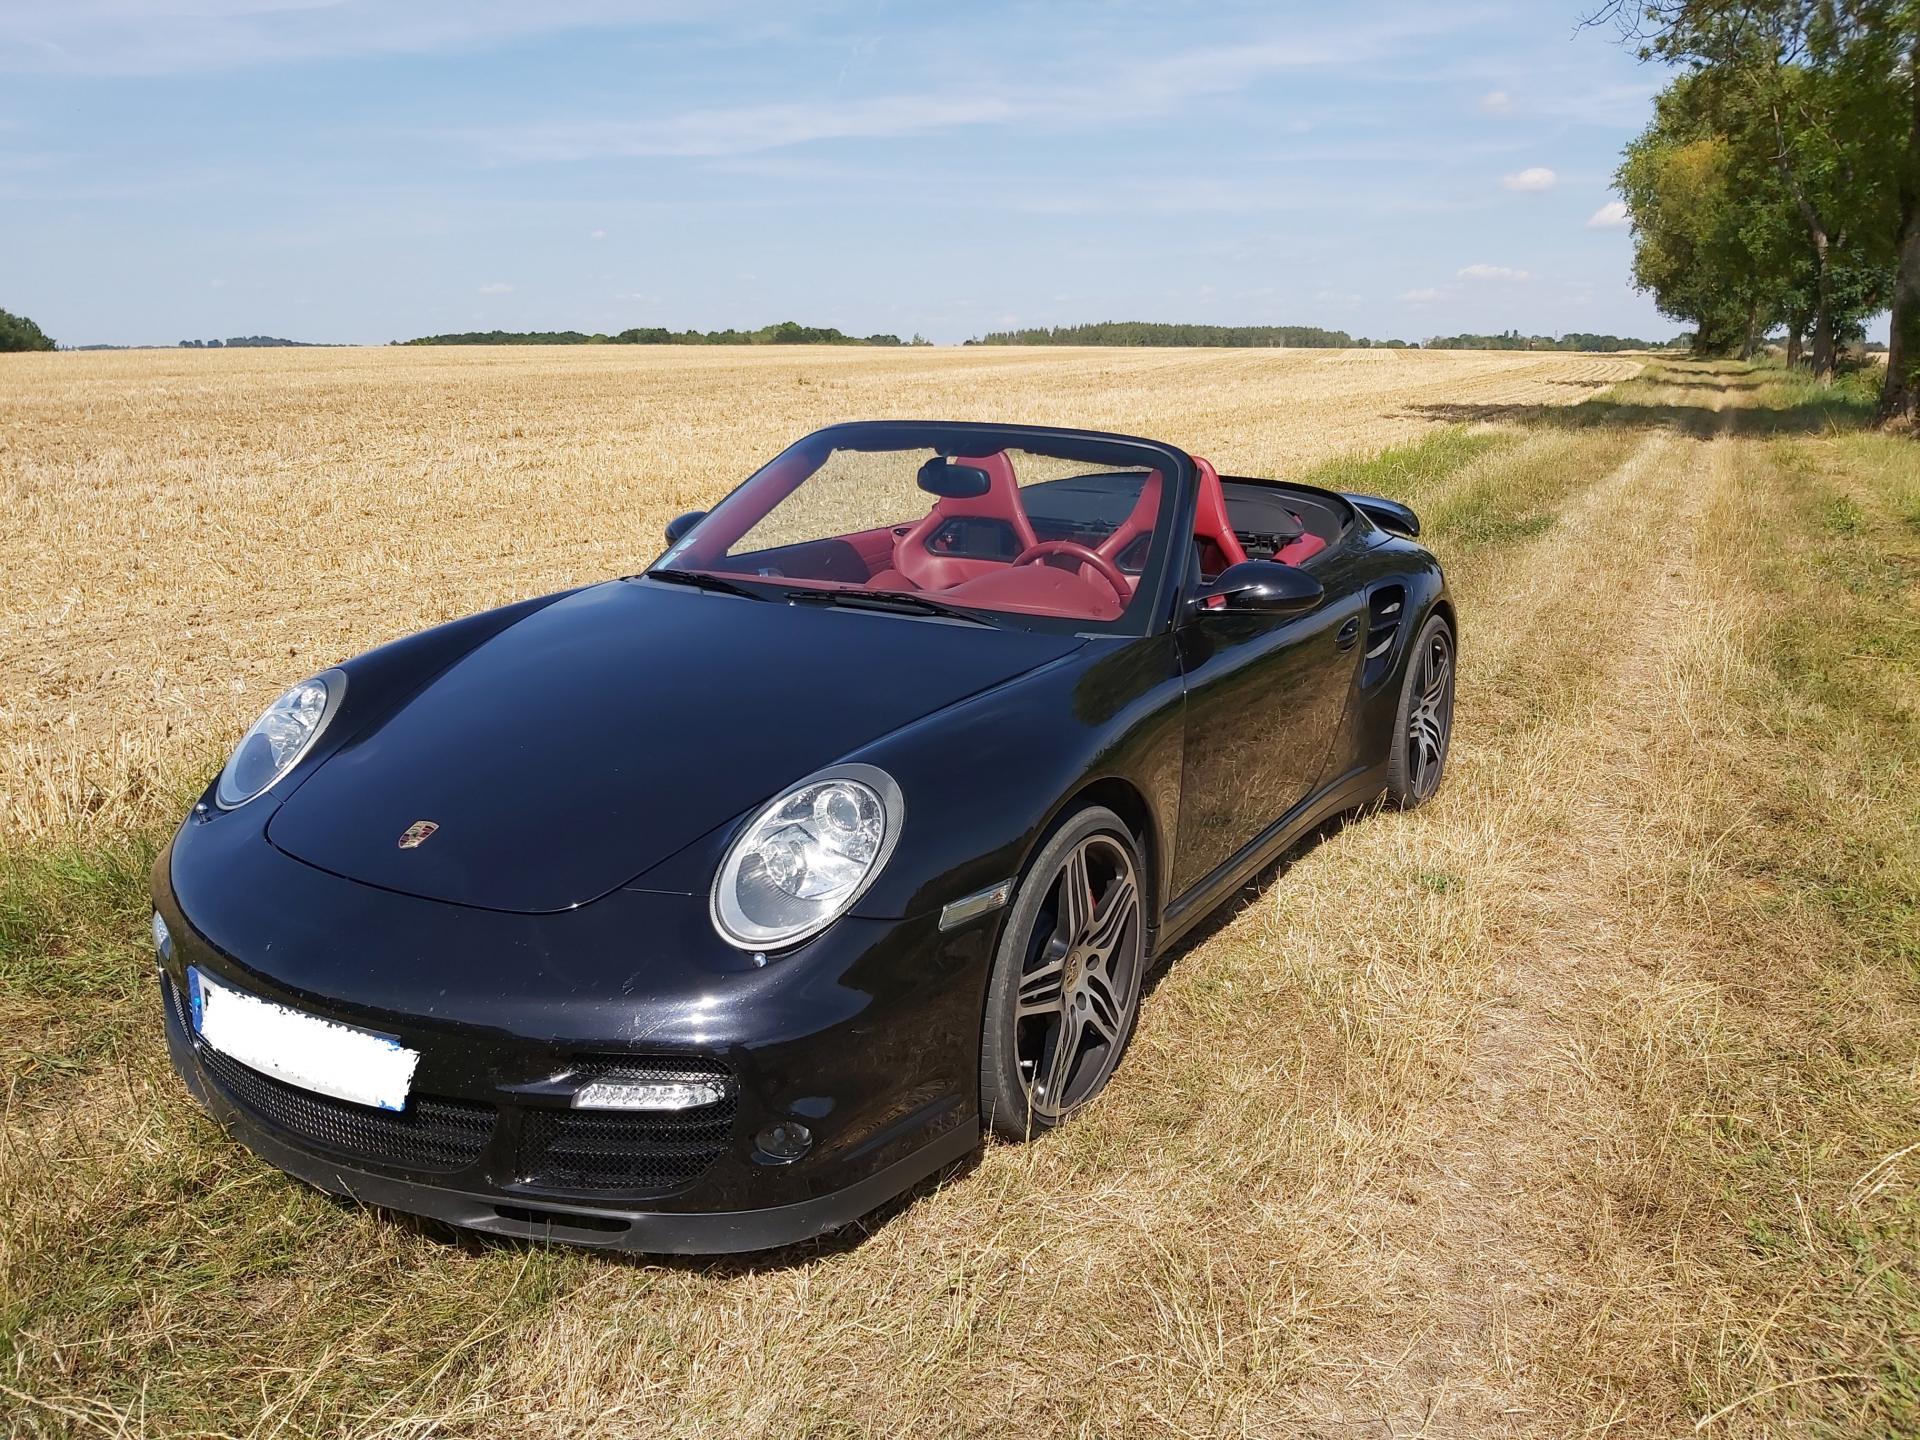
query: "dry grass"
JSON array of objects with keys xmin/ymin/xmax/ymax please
[{"xmin": 3, "ymin": 349, "xmax": 1916, "ymax": 1439}]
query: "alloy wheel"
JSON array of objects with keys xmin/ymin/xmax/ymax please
[
  {"xmin": 1013, "ymin": 833, "xmax": 1144, "ymax": 1123},
  {"xmin": 1408, "ymin": 626, "xmax": 1454, "ymax": 801}
]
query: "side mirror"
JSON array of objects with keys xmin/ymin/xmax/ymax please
[
  {"xmin": 1195, "ymin": 560, "xmax": 1323, "ymax": 615},
  {"xmin": 663, "ymin": 510, "xmax": 706, "ymax": 545}
]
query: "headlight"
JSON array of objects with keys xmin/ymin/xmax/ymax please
[
  {"xmin": 711, "ymin": 764, "xmax": 904, "ymax": 951},
  {"xmin": 214, "ymin": 669, "xmax": 346, "ymax": 809}
]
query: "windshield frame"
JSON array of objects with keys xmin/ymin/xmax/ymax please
[{"xmin": 651, "ymin": 420, "xmax": 1196, "ymax": 637}]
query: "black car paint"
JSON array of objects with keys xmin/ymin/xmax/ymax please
[
  {"xmin": 154, "ymin": 424, "xmax": 1450, "ymax": 1253},
  {"xmin": 265, "ymin": 582, "xmax": 1086, "ymax": 914}
]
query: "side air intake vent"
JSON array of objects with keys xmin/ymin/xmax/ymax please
[{"xmin": 1362, "ymin": 586, "xmax": 1406, "ymax": 688}]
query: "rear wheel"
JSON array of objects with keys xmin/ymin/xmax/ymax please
[
  {"xmin": 979, "ymin": 807, "xmax": 1146, "ymax": 1140},
  {"xmin": 1385, "ymin": 613, "xmax": 1455, "ymax": 808}
]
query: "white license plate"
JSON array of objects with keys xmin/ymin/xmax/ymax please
[{"xmin": 189, "ymin": 966, "xmax": 419, "ymax": 1112}]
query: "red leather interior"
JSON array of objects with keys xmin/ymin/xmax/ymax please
[
  {"xmin": 891, "ymin": 452, "xmax": 1037, "ymax": 591},
  {"xmin": 1274, "ymin": 531, "xmax": 1326, "ymax": 565},
  {"xmin": 858, "ymin": 449, "xmax": 1321, "ymax": 615},
  {"xmin": 1097, "ymin": 470, "xmax": 1162, "ymax": 570},
  {"xmin": 838, "ymin": 524, "xmax": 900, "ymax": 575},
  {"xmin": 941, "ymin": 557, "xmax": 1124, "ymax": 621},
  {"xmin": 1191, "ymin": 456, "xmax": 1248, "ymax": 576}
]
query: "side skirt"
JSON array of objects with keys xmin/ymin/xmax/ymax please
[{"xmin": 1151, "ymin": 761, "xmax": 1388, "ymax": 959}]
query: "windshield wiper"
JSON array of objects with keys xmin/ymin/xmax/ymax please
[
  {"xmin": 783, "ymin": 587, "xmax": 1005, "ymax": 627},
  {"xmin": 643, "ymin": 568, "xmax": 768, "ymax": 601}
]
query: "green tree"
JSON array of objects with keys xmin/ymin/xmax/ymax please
[
  {"xmin": 1841, "ymin": 2, "xmax": 1920, "ymax": 421},
  {"xmin": 1618, "ymin": 124, "xmax": 1748, "ymax": 353},
  {"xmin": 0, "ymin": 308, "xmax": 56, "ymax": 351},
  {"xmin": 1595, "ymin": 0, "xmax": 1914, "ymax": 411},
  {"xmin": 1619, "ymin": 65, "xmax": 1894, "ymax": 361}
]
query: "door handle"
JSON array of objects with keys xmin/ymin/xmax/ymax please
[{"xmin": 1336, "ymin": 617, "xmax": 1360, "ymax": 651}]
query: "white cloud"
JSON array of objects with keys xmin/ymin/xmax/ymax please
[
  {"xmin": 1457, "ymin": 263, "xmax": 1529, "ymax": 282},
  {"xmin": 488, "ymin": 92, "xmax": 1026, "ymax": 160},
  {"xmin": 478, "ymin": 281, "xmax": 513, "ymax": 294},
  {"xmin": 1503, "ymin": 166, "xmax": 1557, "ymax": 192},
  {"xmin": 589, "ymin": 228, "xmax": 606, "ymax": 240},
  {"xmin": 452, "ymin": 19, "xmax": 1487, "ymax": 162},
  {"xmin": 1587, "ymin": 200, "xmax": 1630, "ymax": 228},
  {"xmin": 0, "ymin": 0, "xmax": 700, "ymax": 77},
  {"xmin": 1400, "ymin": 288, "xmax": 1445, "ymax": 304},
  {"xmin": 1479, "ymin": 90, "xmax": 1513, "ymax": 114}
]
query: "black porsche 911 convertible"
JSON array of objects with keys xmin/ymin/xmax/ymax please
[{"xmin": 152, "ymin": 419, "xmax": 1454, "ymax": 1254}]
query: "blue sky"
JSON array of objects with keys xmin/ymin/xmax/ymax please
[{"xmin": 3, "ymin": 1, "xmax": 1693, "ymax": 346}]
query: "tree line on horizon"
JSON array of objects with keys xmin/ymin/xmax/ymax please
[
  {"xmin": 969, "ymin": 321, "xmax": 1677, "ymax": 351},
  {"xmin": 1601, "ymin": 0, "xmax": 1917, "ymax": 423},
  {"xmin": 4, "ymin": 310, "xmax": 1687, "ymax": 355},
  {"xmin": 1421, "ymin": 329, "xmax": 1688, "ymax": 351},
  {"xmin": 177, "ymin": 336, "xmax": 330, "ymax": 348},
  {"xmin": 398, "ymin": 321, "xmax": 931, "ymax": 348},
  {"xmin": 969, "ymin": 322, "xmax": 1366, "ymax": 348}
]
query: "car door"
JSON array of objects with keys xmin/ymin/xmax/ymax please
[{"xmin": 1171, "ymin": 558, "xmax": 1365, "ymax": 895}]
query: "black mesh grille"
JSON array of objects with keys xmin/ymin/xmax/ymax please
[
  {"xmin": 517, "ymin": 1060, "xmax": 737, "ymax": 1194},
  {"xmin": 165, "ymin": 974, "xmax": 495, "ymax": 1174}
]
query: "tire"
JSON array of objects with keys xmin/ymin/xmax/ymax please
[
  {"xmin": 1385, "ymin": 612, "xmax": 1455, "ymax": 809},
  {"xmin": 979, "ymin": 806, "xmax": 1147, "ymax": 1141}
]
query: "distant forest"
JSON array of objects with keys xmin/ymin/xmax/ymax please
[
  {"xmin": 969, "ymin": 322, "xmax": 1369, "ymax": 347},
  {"xmin": 176, "ymin": 336, "xmax": 333, "ymax": 348},
  {"xmin": 966, "ymin": 321, "xmax": 1679, "ymax": 351},
  {"xmin": 1422, "ymin": 330, "xmax": 1684, "ymax": 352},
  {"xmin": 399, "ymin": 321, "xmax": 928, "ymax": 347}
]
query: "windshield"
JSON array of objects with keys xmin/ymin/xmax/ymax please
[{"xmin": 653, "ymin": 423, "xmax": 1184, "ymax": 632}]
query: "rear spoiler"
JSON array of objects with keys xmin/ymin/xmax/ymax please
[{"xmin": 1342, "ymin": 492, "xmax": 1420, "ymax": 537}]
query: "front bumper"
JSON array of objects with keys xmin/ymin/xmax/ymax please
[
  {"xmin": 153, "ymin": 817, "xmax": 995, "ymax": 1253},
  {"xmin": 162, "ymin": 972, "xmax": 974, "ymax": 1252}
]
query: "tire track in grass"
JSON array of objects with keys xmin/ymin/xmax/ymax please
[
  {"xmin": 459, "ymin": 427, "xmax": 1680, "ymax": 1439},
  {"xmin": 1279, "ymin": 423, "xmax": 1733, "ymax": 1436}
]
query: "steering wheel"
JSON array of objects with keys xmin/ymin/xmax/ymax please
[{"xmin": 1012, "ymin": 540, "xmax": 1131, "ymax": 598}]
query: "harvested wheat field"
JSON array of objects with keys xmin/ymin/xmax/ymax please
[
  {"xmin": 1, "ymin": 344, "xmax": 1637, "ymax": 842},
  {"xmin": 3, "ymin": 349, "xmax": 1916, "ymax": 1438}
]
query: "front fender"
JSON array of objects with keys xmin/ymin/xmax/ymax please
[
  {"xmin": 842, "ymin": 633, "xmax": 1185, "ymax": 921},
  {"xmin": 624, "ymin": 634, "xmax": 1185, "ymax": 931}
]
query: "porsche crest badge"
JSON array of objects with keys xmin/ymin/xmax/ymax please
[{"xmin": 397, "ymin": 820, "xmax": 440, "ymax": 850}]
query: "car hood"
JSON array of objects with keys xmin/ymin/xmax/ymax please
[{"xmin": 267, "ymin": 580, "xmax": 1083, "ymax": 913}]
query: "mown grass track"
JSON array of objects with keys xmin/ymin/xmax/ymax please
[{"xmin": 2, "ymin": 355, "xmax": 1915, "ymax": 1438}]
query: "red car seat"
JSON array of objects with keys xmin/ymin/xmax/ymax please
[
  {"xmin": 1191, "ymin": 456, "xmax": 1248, "ymax": 577},
  {"xmin": 1098, "ymin": 456, "xmax": 1252, "ymax": 588},
  {"xmin": 1097, "ymin": 469, "xmax": 1160, "ymax": 569},
  {"xmin": 878, "ymin": 452, "xmax": 1037, "ymax": 591}
]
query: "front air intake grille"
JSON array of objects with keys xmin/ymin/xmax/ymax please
[
  {"xmin": 517, "ymin": 1059, "xmax": 737, "ymax": 1195},
  {"xmin": 164, "ymin": 974, "xmax": 495, "ymax": 1174}
]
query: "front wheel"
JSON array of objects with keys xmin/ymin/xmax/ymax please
[
  {"xmin": 1385, "ymin": 613, "xmax": 1455, "ymax": 808},
  {"xmin": 979, "ymin": 807, "xmax": 1146, "ymax": 1140}
]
